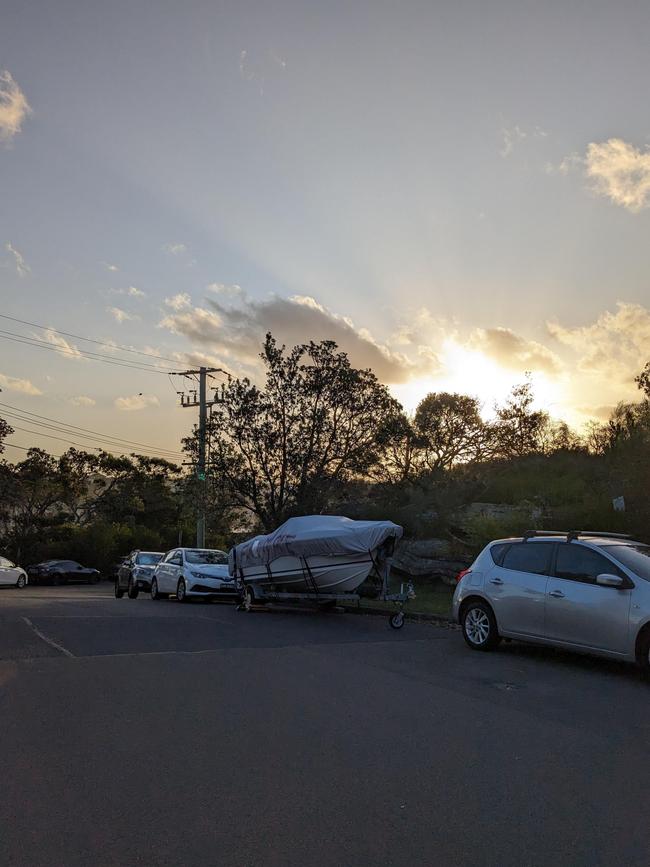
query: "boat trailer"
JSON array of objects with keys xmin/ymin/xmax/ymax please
[{"xmin": 235, "ymin": 543, "xmax": 415, "ymax": 629}]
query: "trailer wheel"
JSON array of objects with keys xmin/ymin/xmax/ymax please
[{"xmin": 389, "ymin": 611, "xmax": 405, "ymax": 630}]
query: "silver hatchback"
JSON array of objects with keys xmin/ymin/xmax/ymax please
[{"xmin": 453, "ymin": 531, "xmax": 650, "ymax": 672}]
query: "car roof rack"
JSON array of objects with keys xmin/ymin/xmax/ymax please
[{"xmin": 523, "ymin": 529, "xmax": 633, "ymax": 543}]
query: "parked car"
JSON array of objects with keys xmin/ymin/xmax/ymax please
[
  {"xmin": 115, "ymin": 550, "xmax": 164, "ymax": 599},
  {"xmin": 453, "ymin": 530, "xmax": 650, "ymax": 673},
  {"xmin": 150, "ymin": 547, "xmax": 237, "ymax": 602},
  {"xmin": 0, "ymin": 556, "xmax": 28, "ymax": 589},
  {"xmin": 28, "ymin": 559, "xmax": 101, "ymax": 586}
]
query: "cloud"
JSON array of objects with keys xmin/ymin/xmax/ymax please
[
  {"xmin": 159, "ymin": 292, "xmax": 417, "ymax": 383},
  {"xmin": 544, "ymin": 152, "xmax": 582, "ymax": 176},
  {"xmin": 5, "ymin": 242, "xmax": 30, "ymax": 277},
  {"xmin": 548, "ymin": 302, "xmax": 650, "ymax": 386},
  {"xmin": 0, "ymin": 372, "xmax": 42, "ymax": 395},
  {"xmin": 107, "ymin": 306, "xmax": 139, "ymax": 323},
  {"xmin": 163, "ymin": 242, "xmax": 187, "ymax": 256},
  {"xmin": 585, "ymin": 138, "xmax": 650, "ymax": 212},
  {"xmin": 102, "ymin": 262, "xmax": 119, "ymax": 272},
  {"xmin": 164, "ymin": 292, "xmax": 192, "ymax": 311},
  {"xmin": 69, "ymin": 395, "xmax": 96, "ymax": 407},
  {"xmin": 207, "ymin": 282, "xmax": 242, "ymax": 297},
  {"xmin": 471, "ymin": 327, "xmax": 562, "ymax": 375},
  {"xmin": 42, "ymin": 328, "xmax": 82, "ymax": 359},
  {"xmin": 110, "ymin": 285, "xmax": 146, "ymax": 298},
  {"xmin": 114, "ymin": 394, "xmax": 160, "ymax": 411},
  {"xmin": 0, "ymin": 71, "xmax": 31, "ymax": 143},
  {"xmin": 500, "ymin": 124, "xmax": 526, "ymax": 157}
]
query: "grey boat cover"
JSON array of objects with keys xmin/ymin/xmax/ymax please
[{"xmin": 229, "ymin": 515, "xmax": 403, "ymax": 572}]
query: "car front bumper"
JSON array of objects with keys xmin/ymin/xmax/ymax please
[{"xmin": 187, "ymin": 581, "xmax": 238, "ymax": 597}]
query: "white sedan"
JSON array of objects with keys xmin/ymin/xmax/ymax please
[
  {"xmin": 150, "ymin": 547, "xmax": 238, "ymax": 602},
  {"xmin": 0, "ymin": 556, "xmax": 28, "ymax": 588}
]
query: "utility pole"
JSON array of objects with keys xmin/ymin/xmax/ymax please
[{"xmin": 172, "ymin": 366, "xmax": 227, "ymax": 548}]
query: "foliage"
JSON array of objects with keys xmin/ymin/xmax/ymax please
[
  {"xmin": 193, "ymin": 334, "xmax": 403, "ymax": 530},
  {"xmin": 493, "ymin": 379, "xmax": 548, "ymax": 458},
  {"xmin": 414, "ymin": 392, "xmax": 489, "ymax": 469}
]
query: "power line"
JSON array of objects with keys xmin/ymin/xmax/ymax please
[
  {"xmin": 7, "ymin": 423, "xmax": 181, "ymax": 462},
  {"xmin": 0, "ymin": 312, "xmax": 181, "ymax": 364},
  {"xmin": 0, "ymin": 402, "xmax": 185, "ymax": 458},
  {"xmin": 0, "ymin": 330, "xmax": 174, "ymax": 374}
]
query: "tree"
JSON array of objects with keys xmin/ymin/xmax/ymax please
[
  {"xmin": 192, "ymin": 333, "xmax": 403, "ymax": 530},
  {"xmin": 0, "ymin": 415, "xmax": 14, "ymax": 455},
  {"xmin": 372, "ymin": 412, "xmax": 427, "ymax": 484},
  {"xmin": 414, "ymin": 392, "xmax": 489, "ymax": 470},
  {"xmin": 493, "ymin": 379, "xmax": 547, "ymax": 458},
  {"xmin": 635, "ymin": 362, "xmax": 650, "ymax": 398}
]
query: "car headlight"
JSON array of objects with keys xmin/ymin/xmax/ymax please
[{"xmin": 191, "ymin": 570, "xmax": 214, "ymax": 580}]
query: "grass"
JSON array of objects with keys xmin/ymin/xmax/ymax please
[{"xmin": 342, "ymin": 580, "xmax": 455, "ymax": 619}]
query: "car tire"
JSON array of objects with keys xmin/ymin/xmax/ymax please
[
  {"xmin": 461, "ymin": 600, "xmax": 500, "ymax": 651},
  {"xmin": 176, "ymin": 578, "xmax": 188, "ymax": 603},
  {"xmin": 150, "ymin": 578, "xmax": 164, "ymax": 601},
  {"xmin": 16, "ymin": 574, "xmax": 26, "ymax": 589},
  {"xmin": 115, "ymin": 580, "xmax": 124, "ymax": 599},
  {"xmin": 127, "ymin": 576, "xmax": 139, "ymax": 599},
  {"xmin": 636, "ymin": 629, "xmax": 650, "ymax": 678}
]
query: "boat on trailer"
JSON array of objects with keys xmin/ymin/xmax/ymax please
[{"xmin": 229, "ymin": 515, "xmax": 413, "ymax": 628}]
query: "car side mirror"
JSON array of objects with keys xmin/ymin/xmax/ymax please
[{"xmin": 596, "ymin": 573, "xmax": 624, "ymax": 588}]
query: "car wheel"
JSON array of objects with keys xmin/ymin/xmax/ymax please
[
  {"xmin": 636, "ymin": 629, "xmax": 650, "ymax": 678},
  {"xmin": 150, "ymin": 578, "xmax": 164, "ymax": 601},
  {"xmin": 16, "ymin": 574, "xmax": 26, "ymax": 589},
  {"xmin": 115, "ymin": 580, "xmax": 124, "ymax": 599},
  {"xmin": 461, "ymin": 600, "xmax": 500, "ymax": 651},
  {"xmin": 176, "ymin": 578, "xmax": 188, "ymax": 603},
  {"xmin": 127, "ymin": 576, "xmax": 139, "ymax": 599}
]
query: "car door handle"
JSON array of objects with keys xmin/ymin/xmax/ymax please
[
  {"xmin": 549, "ymin": 590, "xmax": 565, "ymax": 598},
  {"xmin": 490, "ymin": 578, "xmax": 504, "ymax": 585}
]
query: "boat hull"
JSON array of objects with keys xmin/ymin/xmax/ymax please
[{"xmin": 238, "ymin": 553, "xmax": 373, "ymax": 594}]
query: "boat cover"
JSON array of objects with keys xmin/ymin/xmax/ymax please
[{"xmin": 230, "ymin": 515, "xmax": 403, "ymax": 571}]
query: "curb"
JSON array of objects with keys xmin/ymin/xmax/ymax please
[{"xmin": 341, "ymin": 603, "xmax": 453, "ymax": 625}]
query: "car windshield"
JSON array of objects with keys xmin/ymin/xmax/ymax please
[
  {"xmin": 601, "ymin": 544, "xmax": 650, "ymax": 581},
  {"xmin": 136, "ymin": 552, "xmax": 163, "ymax": 565},
  {"xmin": 185, "ymin": 549, "xmax": 228, "ymax": 565}
]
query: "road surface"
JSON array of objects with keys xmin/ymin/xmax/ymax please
[{"xmin": 1, "ymin": 585, "xmax": 649, "ymax": 867}]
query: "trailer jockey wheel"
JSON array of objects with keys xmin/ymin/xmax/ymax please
[
  {"xmin": 389, "ymin": 611, "xmax": 405, "ymax": 630},
  {"xmin": 242, "ymin": 586, "xmax": 255, "ymax": 612}
]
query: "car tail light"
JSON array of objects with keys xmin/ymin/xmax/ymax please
[{"xmin": 456, "ymin": 569, "xmax": 471, "ymax": 583}]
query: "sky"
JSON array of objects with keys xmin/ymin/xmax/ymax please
[{"xmin": 2, "ymin": 0, "xmax": 650, "ymax": 461}]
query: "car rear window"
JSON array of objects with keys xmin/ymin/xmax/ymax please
[
  {"xmin": 501, "ymin": 542, "xmax": 551, "ymax": 575},
  {"xmin": 601, "ymin": 544, "xmax": 650, "ymax": 581}
]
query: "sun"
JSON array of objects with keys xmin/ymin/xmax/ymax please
[{"xmin": 391, "ymin": 339, "xmax": 563, "ymax": 420}]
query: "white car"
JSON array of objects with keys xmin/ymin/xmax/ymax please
[
  {"xmin": 0, "ymin": 556, "xmax": 28, "ymax": 588},
  {"xmin": 150, "ymin": 547, "xmax": 238, "ymax": 603}
]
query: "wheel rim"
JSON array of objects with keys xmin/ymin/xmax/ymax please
[
  {"xmin": 178, "ymin": 581, "xmax": 184, "ymax": 600},
  {"xmin": 18, "ymin": 575, "xmax": 25, "ymax": 588},
  {"xmin": 465, "ymin": 608, "xmax": 490, "ymax": 645}
]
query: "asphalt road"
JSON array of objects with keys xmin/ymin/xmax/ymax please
[{"xmin": 1, "ymin": 586, "xmax": 649, "ymax": 867}]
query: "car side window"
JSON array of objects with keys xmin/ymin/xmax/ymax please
[
  {"xmin": 501, "ymin": 543, "xmax": 551, "ymax": 576},
  {"xmin": 169, "ymin": 551, "xmax": 182, "ymax": 566},
  {"xmin": 490, "ymin": 544, "xmax": 510, "ymax": 566},
  {"xmin": 554, "ymin": 544, "xmax": 625, "ymax": 585},
  {"xmin": 0, "ymin": 557, "xmax": 12, "ymax": 567}
]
